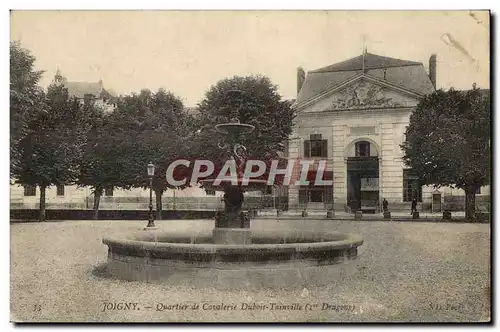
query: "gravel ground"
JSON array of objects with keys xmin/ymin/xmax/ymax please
[{"xmin": 10, "ymin": 218, "xmax": 491, "ymax": 323}]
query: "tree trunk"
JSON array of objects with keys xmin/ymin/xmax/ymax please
[
  {"xmin": 155, "ymin": 189, "xmax": 163, "ymax": 220},
  {"xmin": 465, "ymin": 187, "xmax": 477, "ymax": 222},
  {"xmin": 93, "ymin": 187, "xmax": 103, "ymax": 220},
  {"xmin": 39, "ymin": 185, "xmax": 46, "ymax": 222}
]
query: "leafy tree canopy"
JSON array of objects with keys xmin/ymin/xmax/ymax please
[
  {"xmin": 76, "ymin": 101, "xmax": 120, "ymax": 193},
  {"xmin": 112, "ymin": 88, "xmax": 195, "ymax": 192},
  {"xmin": 14, "ymin": 83, "xmax": 91, "ymax": 188},
  {"xmin": 10, "ymin": 41, "xmax": 45, "ymax": 175},
  {"xmin": 401, "ymin": 87, "xmax": 490, "ymax": 190},
  {"xmin": 192, "ymin": 75, "xmax": 296, "ymax": 182}
]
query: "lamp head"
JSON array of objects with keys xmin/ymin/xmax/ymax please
[{"xmin": 147, "ymin": 162, "xmax": 155, "ymax": 177}]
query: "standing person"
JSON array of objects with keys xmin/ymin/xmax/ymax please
[
  {"xmin": 411, "ymin": 198, "xmax": 417, "ymax": 215},
  {"xmin": 382, "ymin": 198, "xmax": 388, "ymax": 212}
]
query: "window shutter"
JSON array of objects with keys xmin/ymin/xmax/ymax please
[
  {"xmin": 24, "ymin": 185, "xmax": 36, "ymax": 196},
  {"xmin": 322, "ymin": 139, "xmax": 328, "ymax": 157},
  {"xmin": 105, "ymin": 187, "xmax": 114, "ymax": 197},
  {"xmin": 304, "ymin": 140, "xmax": 310, "ymax": 157}
]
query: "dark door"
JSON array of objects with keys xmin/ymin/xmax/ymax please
[
  {"xmin": 310, "ymin": 190, "xmax": 324, "ymax": 203},
  {"xmin": 347, "ymin": 157, "xmax": 379, "ymax": 211},
  {"xmin": 432, "ymin": 194, "xmax": 442, "ymax": 212},
  {"xmin": 347, "ymin": 172, "xmax": 361, "ymax": 210}
]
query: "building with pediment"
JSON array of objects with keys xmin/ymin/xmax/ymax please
[{"xmin": 287, "ymin": 51, "xmax": 489, "ymax": 213}]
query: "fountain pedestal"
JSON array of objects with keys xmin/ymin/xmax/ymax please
[
  {"xmin": 213, "ymin": 228, "xmax": 252, "ymax": 245},
  {"xmin": 213, "ymin": 208, "xmax": 251, "ymax": 244}
]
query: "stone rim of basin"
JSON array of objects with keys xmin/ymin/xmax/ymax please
[{"xmin": 102, "ymin": 231, "xmax": 363, "ymax": 253}]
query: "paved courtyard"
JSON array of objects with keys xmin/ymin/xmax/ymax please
[{"xmin": 10, "ymin": 218, "xmax": 490, "ymax": 322}]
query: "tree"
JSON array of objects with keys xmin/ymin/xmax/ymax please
[
  {"xmin": 189, "ymin": 75, "xmax": 295, "ymax": 224},
  {"xmin": 400, "ymin": 87, "xmax": 490, "ymax": 221},
  {"xmin": 196, "ymin": 75, "xmax": 295, "ymax": 163},
  {"xmin": 76, "ymin": 102, "xmax": 122, "ymax": 220},
  {"xmin": 10, "ymin": 41, "xmax": 44, "ymax": 176},
  {"xmin": 113, "ymin": 88, "xmax": 194, "ymax": 219},
  {"xmin": 13, "ymin": 83, "xmax": 91, "ymax": 221},
  {"xmin": 194, "ymin": 76, "xmax": 295, "ymax": 175}
]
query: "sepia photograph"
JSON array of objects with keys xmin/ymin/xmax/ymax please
[{"xmin": 9, "ymin": 9, "xmax": 491, "ymax": 323}]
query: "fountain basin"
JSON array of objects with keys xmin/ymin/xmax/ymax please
[
  {"xmin": 102, "ymin": 230, "xmax": 363, "ymax": 289},
  {"xmin": 215, "ymin": 122, "xmax": 255, "ymax": 135}
]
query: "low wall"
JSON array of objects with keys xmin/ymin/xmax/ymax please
[
  {"xmin": 103, "ymin": 230, "xmax": 363, "ymax": 288},
  {"xmin": 10, "ymin": 209, "xmax": 217, "ymax": 221},
  {"xmin": 368, "ymin": 196, "xmax": 490, "ymax": 212},
  {"xmin": 10, "ymin": 195, "xmax": 288, "ymax": 211}
]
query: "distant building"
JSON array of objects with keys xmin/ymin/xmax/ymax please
[
  {"xmin": 287, "ymin": 51, "xmax": 490, "ymax": 212},
  {"xmin": 184, "ymin": 106, "xmax": 200, "ymax": 116},
  {"xmin": 11, "ymin": 70, "xmax": 117, "ymax": 210},
  {"xmin": 53, "ymin": 69, "xmax": 117, "ymax": 113}
]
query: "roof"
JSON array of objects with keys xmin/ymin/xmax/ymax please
[
  {"xmin": 184, "ymin": 98, "xmax": 294, "ymax": 116},
  {"xmin": 296, "ymin": 52, "xmax": 436, "ymax": 108},
  {"xmin": 185, "ymin": 107, "xmax": 200, "ymax": 115},
  {"xmin": 310, "ymin": 52, "xmax": 421, "ymax": 73},
  {"xmin": 64, "ymin": 81, "xmax": 103, "ymax": 99}
]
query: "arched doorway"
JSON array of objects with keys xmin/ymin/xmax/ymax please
[{"xmin": 345, "ymin": 139, "xmax": 380, "ymax": 213}]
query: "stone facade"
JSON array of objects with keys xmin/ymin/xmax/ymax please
[
  {"xmin": 288, "ymin": 101, "xmax": 422, "ymax": 211},
  {"xmin": 10, "ymin": 183, "xmax": 279, "ymax": 211},
  {"xmin": 287, "ymin": 52, "xmax": 490, "ymax": 212}
]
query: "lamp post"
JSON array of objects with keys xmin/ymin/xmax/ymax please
[{"xmin": 146, "ymin": 162, "xmax": 156, "ymax": 228}]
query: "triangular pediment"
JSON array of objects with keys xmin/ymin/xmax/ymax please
[{"xmin": 298, "ymin": 74, "xmax": 422, "ymax": 112}]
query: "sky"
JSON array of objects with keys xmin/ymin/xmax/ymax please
[{"xmin": 10, "ymin": 10, "xmax": 490, "ymax": 106}]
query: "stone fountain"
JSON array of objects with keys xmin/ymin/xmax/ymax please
[
  {"xmin": 102, "ymin": 90, "xmax": 363, "ymax": 289},
  {"xmin": 200, "ymin": 115, "xmax": 268, "ymax": 245}
]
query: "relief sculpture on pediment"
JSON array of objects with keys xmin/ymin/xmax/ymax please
[{"xmin": 330, "ymin": 81, "xmax": 403, "ymax": 110}]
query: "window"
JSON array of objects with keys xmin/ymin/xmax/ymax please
[
  {"xmin": 304, "ymin": 134, "xmax": 328, "ymax": 157},
  {"xmin": 205, "ymin": 189, "xmax": 215, "ymax": 196},
  {"xmin": 403, "ymin": 170, "xmax": 422, "ymax": 202},
  {"xmin": 355, "ymin": 141, "xmax": 370, "ymax": 157},
  {"xmin": 104, "ymin": 187, "xmax": 114, "ymax": 197},
  {"xmin": 24, "ymin": 185, "xmax": 36, "ymax": 196},
  {"xmin": 83, "ymin": 94, "xmax": 94, "ymax": 105},
  {"xmin": 56, "ymin": 184, "xmax": 65, "ymax": 196},
  {"xmin": 476, "ymin": 187, "xmax": 481, "ymax": 195}
]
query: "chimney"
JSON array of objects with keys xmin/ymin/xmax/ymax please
[
  {"xmin": 297, "ymin": 67, "xmax": 305, "ymax": 95},
  {"xmin": 429, "ymin": 54, "xmax": 437, "ymax": 89}
]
